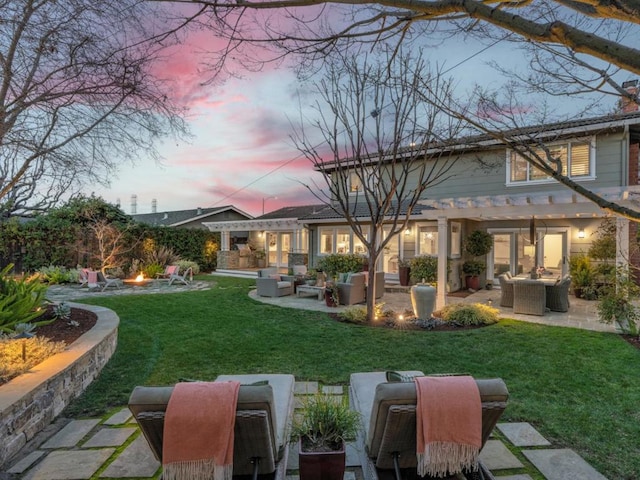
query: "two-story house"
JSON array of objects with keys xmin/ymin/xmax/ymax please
[{"xmin": 205, "ymin": 101, "xmax": 640, "ymax": 307}]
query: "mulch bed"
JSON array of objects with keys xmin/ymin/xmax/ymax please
[{"xmin": 36, "ymin": 306, "xmax": 97, "ymax": 345}]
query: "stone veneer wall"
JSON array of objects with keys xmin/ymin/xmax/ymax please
[
  {"xmin": 288, "ymin": 253, "xmax": 308, "ymax": 268},
  {"xmin": 0, "ymin": 304, "xmax": 119, "ymax": 468},
  {"xmin": 217, "ymin": 250, "xmax": 239, "ymax": 270}
]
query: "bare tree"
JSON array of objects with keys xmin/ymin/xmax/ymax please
[
  {"xmin": 293, "ymin": 50, "xmax": 465, "ymax": 321},
  {"xmin": 0, "ymin": 0, "xmax": 187, "ymax": 217}
]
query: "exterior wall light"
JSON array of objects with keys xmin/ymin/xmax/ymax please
[
  {"xmin": 578, "ymin": 228, "xmax": 585, "ymax": 239},
  {"xmin": 404, "ymin": 227, "xmax": 411, "ymax": 235}
]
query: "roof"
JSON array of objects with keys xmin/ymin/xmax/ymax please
[
  {"xmin": 317, "ymin": 110, "xmax": 640, "ymax": 172},
  {"xmin": 256, "ymin": 204, "xmax": 326, "ymax": 220},
  {"xmin": 132, "ymin": 205, "xmax": 252, "ymax": 227},
  {"xmin": 284, "ymin": 202, "xmax": 434, "ymax": 223}
]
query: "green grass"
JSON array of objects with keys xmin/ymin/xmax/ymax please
[{"xmin": 68, "ymin": 276, "xmax": 640, "ymax": 479}]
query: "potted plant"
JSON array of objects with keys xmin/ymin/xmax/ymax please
[
  {"xmin": 291, "ymin": 393, "xmax": 361, "ymax": 480},
  {"xmin": 597, "ymin": 267, "xmax": 640, "ymax": 335},
  {"xmin": 324, "ymin": 283, "xmax": 339, "ymax": 307},
  {"xmin": 254, "ymin": 249, "xmax": 266, "ymax": 268},
  {"xmin": 462, "ymin": 259, "xmax": 485, "ymax": 290},
  {"xmin": 398, "ymin": 258, "xmax": 411, "ymax": 286},
  {"xmin": 569, "ymin": 254, "xmax": 595, "ymax": 299},
  {"xmin": 463, "ymin": 230, "xmax": 492, "ymax": 290},
  {"xmin": 305, "ymin": 269, "xmax": 318, "ymax": 286}
]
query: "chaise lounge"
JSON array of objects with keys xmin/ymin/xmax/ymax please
[
  {"xmin": 128, "ymin": 373, "xmax": 295, "ymax": 480},
  {"xmin": 349, "ymin": 371, "xmax": 509, "ymax": 480}
]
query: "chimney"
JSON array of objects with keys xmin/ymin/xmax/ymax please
[
  {"xmin": 620, "ymin": 80, "xmax": 639, "ymax": 113},
  {"xmin": 131, "ymin": 194, "xmax": 137, "ymax": 215},
  {"xmin": 151, "ymin": 198, "xmax": 157, "ymax": 213}
]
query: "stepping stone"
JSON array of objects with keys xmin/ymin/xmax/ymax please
[
  {"xmin": 523, "ymin": 449, "xmax": 608, "ymax": 480},
  {"xmin": 479, "ymin": 440, "xmax": 524, "ymax": 470},
  {"xmin": 322, "ymin": 385, "xmax": 344, "ymax": 395},
  {"xmin": 41, "ymin": 419, "xmax": 101, "ymax": 448},
  {"xmin": 23, "ymin": 449, "xmax": 114, "ymax": 480},
  {"xmin": 294, "ymin": 381, "xmax": 318, "ymax": 394},
  {"xmin": 83, "ymin": 427, "xmax": 136, "ymax": 447},
  {"xmin": 7, "ymin": 451, "xmax": 46, "ymax": 474},
  {"xmin": 100, "ymin": 435, "xmax": 160, "ymax": 478},
  {"xmin": 104, "ymin": 408, "xmax": 132, "ymax": 425},
  {"xmin": 497, "ymin": 422, "xmax": 551, "ymax": 447}
]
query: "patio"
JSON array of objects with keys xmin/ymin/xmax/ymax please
[{"xmin": 249, "ymin": 285, "xmax": 616, "ymax": 333}]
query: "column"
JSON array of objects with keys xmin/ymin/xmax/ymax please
[
  {"xmin": 437, "ymin": 216, "xmax": 448, "ymax": 310},
  {"xmin": 221, "ymin": 231, "xmax": 230, "ymax": 251},
  {"xmin": 616, "ymin": 217, "xmax": 630, "ymax": 270}
]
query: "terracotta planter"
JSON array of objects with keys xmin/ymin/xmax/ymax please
[
  {"xmin": 465, "ymin": 275, "xmax": 480, "ymax": 290},
  {"xmin": 298, "ymin": 441, "xmax": 346, "ymax": 480},
  {"xmin": 324, "ymin": 290, "xmax": 337, "ymax": 307},
  {"xmin": 398, "ymin": 266, "xmax": 411, "ymax": 286}
]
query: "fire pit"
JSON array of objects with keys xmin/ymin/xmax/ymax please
[{"xmin": 123, "ymin": 275, "xmax": 154, "ymax": 287}]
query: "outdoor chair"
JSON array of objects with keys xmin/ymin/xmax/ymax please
[
  {"xmin": 128, "ymin": 373, "xmax": 295, "ymax": 480},
  {"xmin": 96, "ymin": 271, "xmax": 123, "ymax": 291},
  {"xmin": 513, "ymin": 280, "xmax": 546, "ymax": 316},
  {"xmin": 350, "ymin": 371, "xmax": 509, "ymax": 480},
  {"xmin": 256, "ymin": 272, "xmax": 293, "ymax": 297},
  {"xmin": 78, "ymin": 268, "xmax": 91, "ymax": 287},
  {"xmin": 156, "ymin": 265, "xmax": 179, "ymax": 280},
  {"xmin": 337, "ymin": 272, "xmax": 366, "ymax": 305},
  {"xmin": 545, "ymin": 276, "xmax": 571, "ymax": 312},
  {"xmin": 497, "ymin": 274, "xmax": 514, "ymax": 307},
  {"xmin": 168, "ymin": 266, "xmax": 193, "ymax": 286}
]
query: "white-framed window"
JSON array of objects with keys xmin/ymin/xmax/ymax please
[
  {"xmin": 348, "ymin": 168, "xmax": 377, "ymax": 195},
  {"xmin": 507, "ymin": 137, "xmax": 595, "ymax": 185},
  {"xmin": 417, "ymin": 224, "xmax": 438, "ymax": 256},
  {"xmin": 450, "ymin": 222, "xmax": 461, "ymax": 258},
  {"xmin": 318, "ymin": 227, "xmax": 369, "ymax": 255}
]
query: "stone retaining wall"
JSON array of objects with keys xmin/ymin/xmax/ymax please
[{"xmin": 0, "ymin": 304, "xmax": 119, "ymax": 467}]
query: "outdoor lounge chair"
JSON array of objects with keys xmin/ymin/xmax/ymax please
[
  {"xmin": 337, "ymin": 272, "xmax": 366, "ymax": 305},
  {"xmin": 545, "ymin": 276, "xmax": 571, "ymax": 312},
  {"xmin": 256, "ymin": 270, "xmax": 293, "ymax": 297},
  {"xmin": 96, "ymin": 271, "xmax": 123, "ymax": 291},
  {"xmin": 513, "ymin": 280, "xmax": 546, "ymax": 316},
  {"xmin": 497, "ymin": 274, "xmax": 513, "ymax": 308},
  {"xmin": 350, "ymin": 371, "xmax": 509, "ymax": 480},
  {"xmin": 156, "ymin": 265, "xmax": 179, "ymax": 280},
  {"xmin": 168, "ymin": 266, "xmax": 193, "ymax": 286},
  {"xmin": 128, "ymin": 373, "xmax": 295, "ymax": 480},
  {"xmin": 78, "ymin": 268, "xmax": 91, "ymax": 287}
]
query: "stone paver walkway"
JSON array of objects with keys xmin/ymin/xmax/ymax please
[{"xmin": 4, "ymin": 382, "xmax": 608, "ymax": 480}]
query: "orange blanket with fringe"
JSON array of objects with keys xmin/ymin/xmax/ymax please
[
  {"xmin": 415, "ymin": 375, "xmax": 481, "ymax": 477},
  {"xmin": 163, "ymin": 381, "xmax": 240, "ymax": 480}
]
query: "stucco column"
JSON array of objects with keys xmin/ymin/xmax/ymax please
[
  {"xmin": 437, "ymin": 216, "xmax": 448, "ymax": 310},
  {"xmin": 221, "ymin": 231, "xmax": 230, "ymax": 251}
]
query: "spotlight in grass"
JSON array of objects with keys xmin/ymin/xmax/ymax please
[{"xmin": 397, "ymin": 314, "xmax": 404, "ymax": 321}]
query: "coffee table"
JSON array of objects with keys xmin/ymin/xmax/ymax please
[{"xmin": 297, "ymin": 285, "xmax": 325, "ymax": 300}]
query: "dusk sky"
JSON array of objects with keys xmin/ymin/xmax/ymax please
[{"xmin": 88, "ymin": 25, "xmax": 567, "ymax": 218}]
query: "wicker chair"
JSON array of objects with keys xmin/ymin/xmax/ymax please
[
  {"xmin": 545, "ymin": 276, "xmax": 571, "ymax": 312},
  {"xmin": 498, "ymin": 274, "xmax": 514, "ymax": 308},
  {"xmin": 513, "ymin": 280, "xmax": 547, "ymax": 316},
  {"xmin": 349, "ymin": 371, "xmax": 509, "ymax": 480}
]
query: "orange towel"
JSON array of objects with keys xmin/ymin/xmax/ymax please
[
  {"xmin": 415, "ymin": 376, "xmax": 481, "ymax": 477},
  {"xmin": 163, "ymin": 381, "xmax": 240, "ymax": 480}
]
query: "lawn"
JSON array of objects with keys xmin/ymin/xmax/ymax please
[{"xmin": 68, "ymin": 276, "xmax": 640, "ymax": 479}]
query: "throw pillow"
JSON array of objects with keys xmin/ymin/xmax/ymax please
[
  {"xmin": 268, "ymin": 274, "xmax": 281, "ymax": 281},
  {"xmin": 386, "ymin": 371, "xmax": 420, "ymax": 382}
]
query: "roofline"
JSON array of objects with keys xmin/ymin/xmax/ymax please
[
  {"xmin": 169, "ymin": 206, "xmax": 254, "ymax": 227},
  {"xmin": 316, "ymin": 112, "xmax": 640, "ymax": 173}
]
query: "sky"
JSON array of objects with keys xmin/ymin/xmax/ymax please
[{"xmin": 85, "ymin": 18, "xmax": 581, "ymax": 218}]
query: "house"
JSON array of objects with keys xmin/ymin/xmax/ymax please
[
  {"xmin": 205, "ymin": 88, "xmax": 640, "ymax": 308},
  {"xmin": 132, "ymin": 205, "xmax": 252, "ymax": 231}
]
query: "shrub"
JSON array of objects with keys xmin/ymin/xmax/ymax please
[
  {"xmin": 464, "ymin": 230, "xmax": 493, "ymax": 257},
  {"xmin": 37, "ymin": 265, "xmax": 78, "ymax": 284},
  {"xmin": 0, "ymin": 264, "xmax": 49, "ymax": 333},
  {"xmin": 0, "ymin": 335, "xmax": 66, "ymax": 384},
  {"xmin": 439, "ymin": 303, "xmax": 499, "ymax": 326},
  {"xmin": 338, "ymin": 306, "xmax": 368, "ymax": 324},
  {"xmin": 141, "ymin": 262, "xmax": 165, "ymax": 279},
  {"xmin": 410, "ymin": 256, "xmax": 437, "ymax": 284},
  {"xmin": 316, "ymin": 254, "xmax": 364, "ymax": 278},
  {"xmin": 177, "ymin": 260, "xmax": 200, "ymax": 275}
]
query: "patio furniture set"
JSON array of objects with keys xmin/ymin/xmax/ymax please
[
  {"xmin": 129, "ymin": 371, "xmax": 509, "ymax": 480},
  {"xmin": 255, "ymin": 267, "xmax": 385, "ymax": 305},
  {"xmin": 498, "ymin": 272, "xmax": 572, "ymax": 316},
  {"xmin": 78, "ymin": 265, "xmax": 192, "ymax": 292}
]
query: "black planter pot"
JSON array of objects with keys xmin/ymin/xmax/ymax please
[{"xmin": 298, "ymin": 441, "xmax": 346, "ymax": 480}]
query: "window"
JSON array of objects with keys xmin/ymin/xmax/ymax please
[
  {"xmin": 507, "ymin": 138, "xmax": 595, "ymax": 185},
  {"xmin": 418, "ymin": 225, "xmax": 438, "ymax": 256},
  {"xmin": 450, "ymin": 222, "xmax": 461, "ymax": 257},
  {"xmin": 349, "ymin": 172, "xmax": 362, "ymax": 193},
  {"xmin": 318, "ymin": 227, "xmax": 369, "ymax": 255}
]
